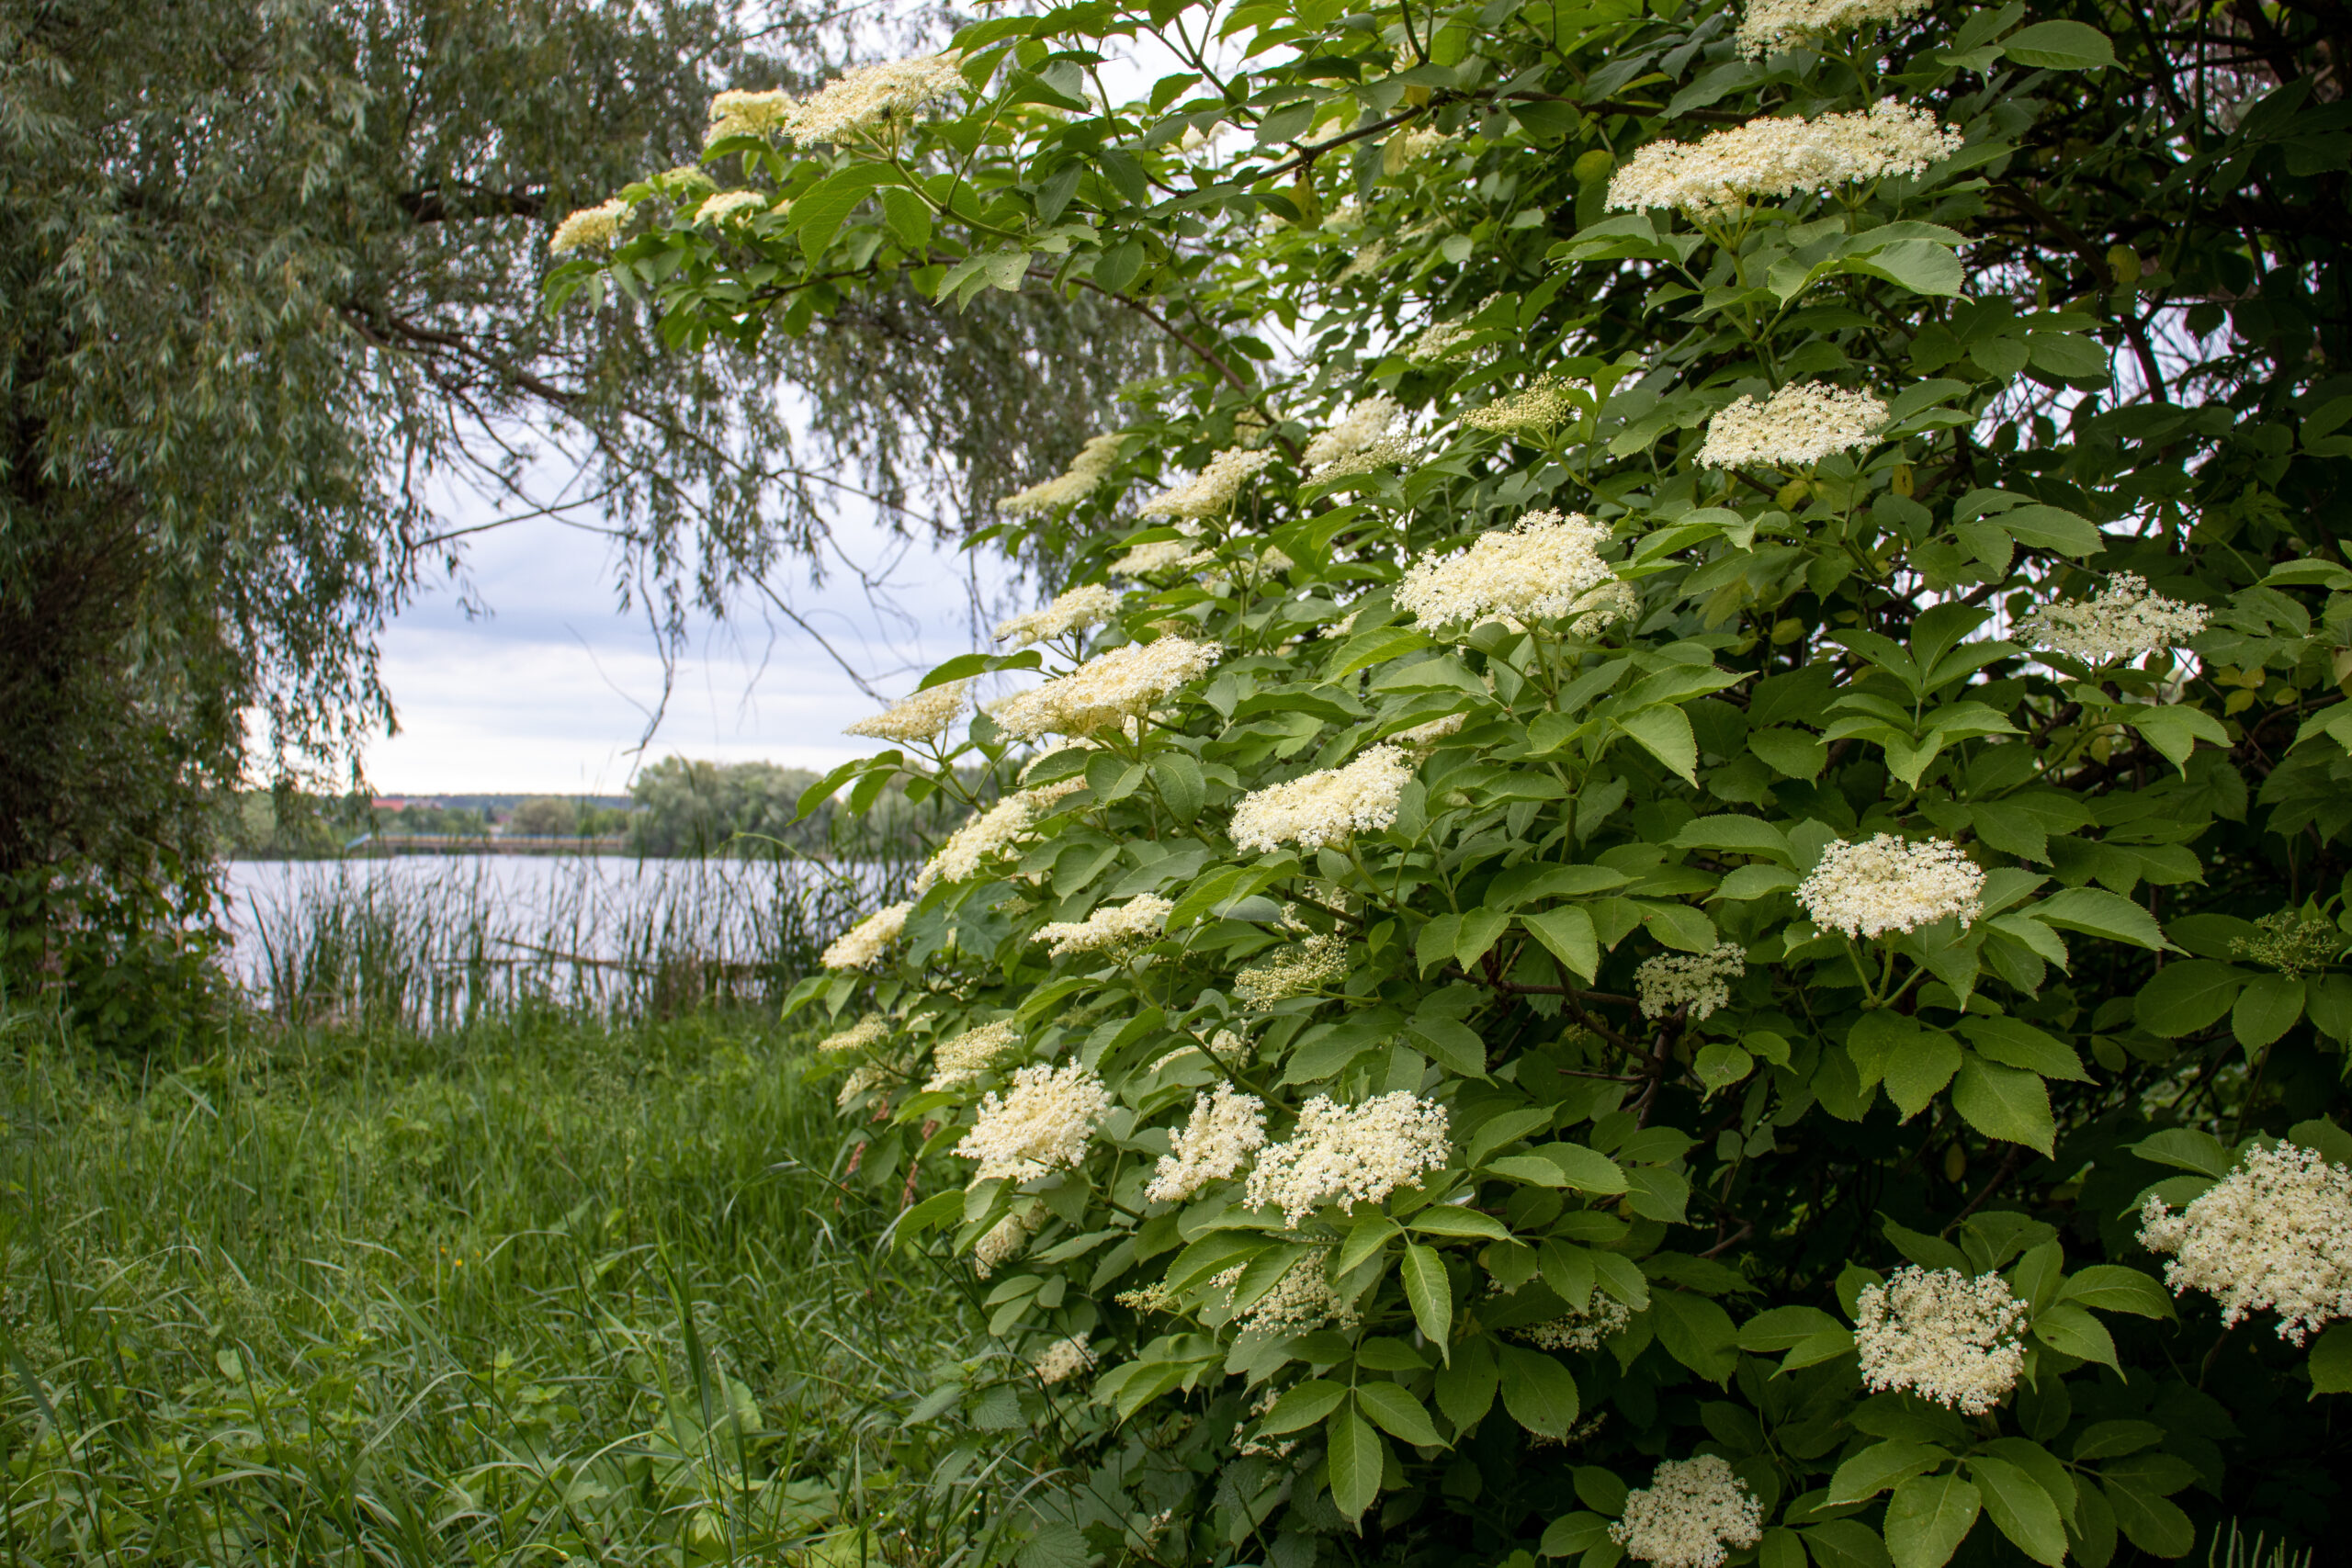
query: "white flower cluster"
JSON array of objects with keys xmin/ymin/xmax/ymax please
[
  {"xmin": 1518, "ymin": 1293, "xmax": 1634, "ymax": 1351},
  {"xmin": 706, "ymin": 87, "xmax": 795, "ymax": 143},
  {"xmin": 1854, "ymin": 1266, "xmax": 2029, "ymax": 1414},
  {"xmin": 821, "ymin": 901, "xmax": 913, "ymax": 971},
  {"xmin": 835, "ymin": 1062, "xmax": 894, "ymax": 1109},
  {"xmin": 1408, "ymin": 321, "xmax": 1478, "ymax": 363},
  {"xmin": 2139, "ymin": 1142, "xmax": 2352, "ymax": 1345},
  {"xmin": 1610, "ymin": 1456, "xmax": 1766, "ymax": 1568},
  {"xmin": 1235, "ymin": 932, "xmax": 1350, "ymax": 1010},
  {"xmin": 1695, "ymin": 382, "xmax": 1888, "ymax": 469},
  {"xmin": 1607, "ymin": 99, "xmax": 1962, "ymax": 219},
  {"xmin": 842, "ymin": 679, "xmax": 969, "ymax": 744},
  {"xmin": 990, "ymin": 637, "xmax": 1221, "ymax": 740},
  {"xmin": 1031, "ymin": 1332, "xmax": 1093, "ymax": 1385},
  {"xmin": 993, "ymin": 582, "xmax": 1125, "ymax": 649},
  {"xmin": 786, "ymin": 51, "xmax": 967, "ymax": 144},
  {"xmin": 1152, "ymin": 1030, "xmax": 1249, "ymax": 1071},
  {"xmin": 914, "ymin": 795, "xmax": 1037, "ymax": 896},
  {"xmin": 999, "ymin": 434, "xmax": 1125, "ymax": 515},
  {"xmin": 1140, "ymin": 446, "xmax": 1278, "ymax": 521},
  {"xmin": 1797, "ymin": 835, "xmax": 1984, "ymax": 938},
  {"xmin": 1570, "ymin": 578, "xmax": 1643, "ymax": 638},
  {"xmin": 1736, "ymin": 0, "xmax": 1935, "ymax": 57},
  {"xmin": 1393, "ymin": 712, "xmax": 1467, "ymax": 750},
  {"xmin": 1635, "ymin": 942, "xmax": 1747, "ymax": 1021},
  {"xmin": 694, "ymin": 189, "xmax": 772, "ymax": 225},
  {"xmin": 973, "ymin": 1203, "xmax": 1044, "ymax": 1277},
  {"xmin": 923, "ymin": 1020, "xmax": 1022, "ymax": 1092},
  {"xmin": 549, "ymin": 197, "xmax": 633, "ymax": 255},
  {"xmin": 1111, "ymin": 538, "xmax": 1217, "ymax": 578},
  {"xmin": 1462, "ymin": 375, "xmax": 1580, "ymax": 435},
  {"xmin": 1215, "ymin": 1249, "xmax": 1363, "ymax": 1335},
  {"xmin": 1230, "ymin": 745, "xmax": 1414, "ymax": 854},
  {"xmin": 2233, "ymin": 909, "xmax": 2346, "ymax": 978},
  {"xmin": 1246, "ymin": 1092, "xmax": 1451, "ymax": 1226},
  {"xmin": 1302, "ymin": 396, "xmax": 1400, "ymax": 469},
  {"xmin": 817, "ymin": 1014, "xmax": 890, "ymax": 1057},
  {"xmin": 955, "ymin": 1061, "xmax": 1111, "ymax": 1183},
  {"xmin": 1036, "ymin": 894, "xmax": 1174, "ymax": 958},
  {"xmin": 1395, "ymin": 510, "xmax": 1617, "ymax": 631},
  {"xmin": 2015, "ymin": 573, "xmax": 2210, "ymax": 664},
  {"xmin": 1146, "ymin": 1087, "xmax": 1269, "ymax": 1203}
]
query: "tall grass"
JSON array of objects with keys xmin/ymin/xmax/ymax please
[{"xmin": 0, "ymin": 1004, "xmax": 1045, "ymax": 1567}]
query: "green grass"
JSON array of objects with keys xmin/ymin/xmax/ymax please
[{"xmin": 0, "ymin": 1003, "xmax": 1019, "ymax": 1567}]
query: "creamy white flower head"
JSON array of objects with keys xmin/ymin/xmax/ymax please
[
  {"xmin": 1231, "ymin": 745, "xmax": 1413, "ymax": 855},
  {"xmin": 1036, "ymin": 894, "xmax": 1175, "ymax": 959},
  {"xmin": 1462, "ymin": 375, "xmax": 1581, "ymax": 435},
  {"xmin": 1140, "ymin": 446, "xmax": 1278, "ymax": 520},
  {"xmin": 955, "ymin": 1060, "xmax": 1111, "ymax": 1183},
  {"xmin": 1392, "ymin": 712, "xmax": 1467, "ymax": 750},
  {"xmin": 786, "ymin": 51, "xmax": 967, "ymax": 143},
  {"xmin": 1236, "ymin": 932, "xmax": 1350, "ymax": 1010},
  {"xmin": 549, "ymin": 197, "xmax": 633, "ymax": 255},
  {"xmin": 1608, "ymin": 99, "xmax": 1962, "ymax": 219},
  {"xmin": 2233, "ymin": 909, "xmax": 2346, "ymax": 978},
  {"xmin": 1000, "ymin": 434, "xmax": 1125, "ymax": 515},
  {"xmin": 817, "ymin": 1014, "xmax": 890, "ymax": 1057},
  {"xmin": 1395, "ymin": 509, "xmax": 1616, "ymax": 631},
  {"xmin": 994, "ymin": 582, "xmax": 1125, "ymax": 649},
  {"xmin": 1215, "ymin": 1248, "xmax": 1362, "ymax": 1334},
  {"xmin": 842, "ymin": 679, "xmax": 969, "ymax": 744},
  {"xmin": 1695, "ymin": 382, "xmax": 1889, "ymax": 468},
  {"xmin": 693, "ymin": 189, "xmax": 771, "ymax": 225},
  {"xmin": 1518, "ymin": 1292, "xmax": 1633, "ymax": 1351},
  {"xmin": 1610, "ymin": 1456, "xmax": 1766, "ymax": 1568},
  {"xmin": 707, "ymin": 87, "xmax": 796, "ymax": 142},
  {"xmin": 1338, "ymin": 238, "xmax": 1389, "ymax": 280},
  {"xmin": 2015, "ymin": 572, "xmax": 2208, "ymax": 664},
  {"xmin": 1736, "ymin": 0, "xmax": 1935, "ymax": 57},
  {"xmin": 1312, "ymin": 430, "xmax": 1417, "ymax": 483},
  {"xmin": 915, "ymin": 795, "xmax": 1037, "ymax": 895},
  {"xmin": 1409, "ymin": 321, "xmax": 1479, "ymax": 363},
  {"xmin": 1854, "ymin": 1266, "xmax": 2029, "ymax": 1414},
  {"xmin": 1111, "ymin": 538, "xmax": 1217, "ymax": 578},
  {"xmin": 834, "ymin": 1061, "xmax": 894, "ymax": 1109},
  {"xmin": 924, "ymin": 1020, "xmax": 1022, "ymax": 1092},
  {"xmin": 1302, "ymin": 396, "xmax": 1401, "ymax": 468},
  {"xmin": 1570, "ymin": 578, "xmax": 1643, "ymax": 638},
  {"xmin": 1385, "ymin": 125, "xmax": 1452, "ymax": 169},
  {"xmin": 1246, "ymin": 1092, "xmax": 1450, "ymax": 1226},
  {"xmin": 821, "ymin": 900, "xmax": 913, "ymax": 971},
  {"xmin": 1147, "ymin": 1087, "xmax": 1269, "ymax": 1203},
  {"xmin": 989, "ymin": 636, "xmax": 1221, "ymax": 740},
  {"xmin": 1798, "ymin": 834, "xmax": 1984, "ymax": 938},
  {"xmin": 1031, "ymin": 1332, "xmax": 1093, "ymax": 1385},
  {"xmin": 654, "ymin": 164, "xmax": 718, "ymax": 199},
  {"xmin": 2140, "ymin": 1142, "xmax": 2352, "ymax": 1345},
  {"xmin": 1635, "ymin": 942, "xmax": 1747, "ymax": 1021},
  {"xmin": 973, "ymin": 1202, "xmax": 1044, "ymax": 1277}
]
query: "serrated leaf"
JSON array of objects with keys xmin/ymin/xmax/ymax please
[
  {"xmin": 2002, "ymin": 18, "xmax": 2116, "ymax": 68},
  {"xmin": 1355, "ymin": 1381, "xmax": 1445, "ymax": 1447},
  {"xmin": 1829, "ymin": 1439, "xmax": 1951, "ymax": 1504},
  {"xmin": 2058, "ymin": 1265, "xmax": 2174, "ymax": 1319},
  {"xmin": 1951, "ymin": 1054, "xmax": 2056, "ymax": 1155},
  {"xmin": 1617, "ymin": 705, "xmax": 1698, "ymax": 784},
  {"xmin": 1495, "ymin": 1344, "xmax": 1581, "ymax": 1437},
  {"xmin": 1970, "ymin": 1454, "xmax": 2068, "ymax": 1565},
  {"xmin": 1884, "ymin": 1472, "xmax": 1981, "ymax": 1568},
  {"xmin": 1402, "ymin": 1243, "xmax": 1453, "ymax": 1349},
  {"xmin": 1327, "ymin": 1404, "xmax": 1385, "ymax": 1520}
]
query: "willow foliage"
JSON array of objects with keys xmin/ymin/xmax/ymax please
[{"xmin": 563, "ymin": 0, "xmax": 2352, "ymax": 1561}]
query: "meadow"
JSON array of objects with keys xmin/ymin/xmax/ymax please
[{"xmin": 0, "ymin": 868, "xmax": 1054, "ymax": 1567}]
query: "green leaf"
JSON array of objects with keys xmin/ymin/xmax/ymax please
[
  {"xmin": 2233, "ymin": 971, "xmax": 2306, "ymax": 1048},
  {"xmin": 2133, "ymin": 960, "xmax": 2246, "ymax": 1037},
  {"xmin": 1650, "ymin": 1291, "xmax": 1738, "ymax": 1382},
  {"xmin": 1804, "ymin": 1519, "xmax": 1894, "ymax": 1568},
  {"xmin": 2002, "ymin": 18, "xmax": 2117, "ymax": 69},
  {"xmin": 1671, "ymin": 815, "xmax": 1796, "ymax": 867},
  {"xmin": 1540, "ymin": 1240, "xmax": 1599, "ymax": 1311},
  {"xmin": 1407, "ymin": 1206, "xmax": 1513, "ymax": 1241},
  {"xmin": 1522, "ymin": 906, "xmax": 1600, "ymax": 982},
  {"xmin": 2129, "ymin": 1126, "xmax": 2233, "ymax": 1175},
  {"xmin": 2000, "ymin": 504, "xmax": 2105, "ymax": 556},
  {"xmin": 1846, "ymin": 239, "xmax": 1964, "ymax": 297},
  {"xmin": 2031, "ymin": 1302, "xmax": 2120, "ymax": 1371},
  {"xmin": 1961, "ymin": 1017, "xmax": 2090, "ymax": 1081},
  {"xmin": 1495, "ymin": 1344, "xmax": 1581, "ymax": 1437},
  {"xmin": 1355, "ymin": 1381, "xmax": 1445, "ymax": 1447},
  {"xmin": 1968, "ymin": 1454, "xmax": 2068, "ymax": 1565},
  {"xmin": 1736, "ymin": 1304, "xmax": 1845, "ymax": 1352},
  {"xmin": 2310, "ymin": 1322, "xmax": 2352, "ymax": 1393},
  {"xmin": 1540, "ymin": 1512, "xmax": 1614, "ymax": 1559},
  {"xmin": 2123, "ymin": 704, "xmax": 2230, "ymax": 775},
  {"xmin": 1150, "ymin": 753, "xmax": 1205, "ymax": 824},
  {"xmin": 792, "ymin": 163, "xmax": 906, "ymax": 258},
  {"xmin": 1617, "ymin": 705, "xmax": 1698, "ymax": 784},
  {"xmin": 1883, "ymin": 1026, "xmax": 1963, "ymax": 1120},
  {"xmin": 1402, "ymin": 1243, "xmax": 1453, "ymax": 1349},
  {"xmin": 1433, "ymin": 1334, "xmax": 1498, "ymax": 1427},
  {"xmin": 1260, "ymin": 1378, "xmax": 1348, "ymax": 1433},
  {"xmin": 1409, "ymin": 1013, "xmax": 1487, "ymax": 1077},
  {"xmin": 1327, "ymin": 1404, "xmax": 1385, "ymax": 1520},
  {"xmin": 2030, "ymin": 886, "xmax": 2167, "ymax": 950},
  {"xmin": 1455, "ymin": 906, "xmax": 1513, "ymax": 969},
  {"xmin": 2100, "ymin": 1476, "xmax": 2194, "ymax": 1558},
  {"xmin": 2057, "ymin": 1265, "xmax": 2175, "ymax": 1319},
  {"xmin": 1828, "ymin": 1439, "xmax": 1951, "ymax": 1504},
  {"xmin": 1884, "ymin": 1472, "xmax": 1982, "ymax": 1568},
  {"xmin": 1951, "ymin": 1054, "xmax": 2056, "ymax": 1155}
]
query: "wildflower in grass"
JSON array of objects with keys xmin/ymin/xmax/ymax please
[
  {"xmin": 786, "ymin": 51, "xmax": 967, "ymax": 144},
  {"xmin": 1234, "ymin": 932, "xmax": 1349, "ymax": 1010},
  {"xmin": 1139, "ymin": 446, "xmax": 1278, "ymax": 521},
  {"xmin": 1031, "ymin": 1332, "xmax": 1093, "ymax": 1384},
  {"xmin": 1517, "ymin": 1293, "xmax": 1634, "ymax": 1351},
  {"xmin": 1797, "ymin": 835, "xmax": 1984, "ymax": 938},
  {"xmin": 1302, "ymin": 396, "xmax": 1400, "ymax": 469},
  {"xmin": 1610, "ymin": 1456, "xmax": 1766, "ymax": 1568},
  {"xmin": 706, "ymin": 87, "xmax": 795, "ymax": 142},
  {"xmin": 1036, "ymin": 894, "xmax": 1174, "ymax": 958},
  {"xmin": 1694, "ymin": 382, "xmax": 1889, "ymax": 468},
  {"xmin": 1214, "ymin": 1247, "xmax": 1361, "ymax": 1334},
  {"xmin": 842, "ymin": 679, "xmax": 969, "ymax": 744},
  {"xmin": 2139, "ymin": 1142, "xmax": 2352, "ymax": 1345},
  {"xmin": 923, "ymin": 1020, "xmax": 1021, "ymax": 1092},
  {"xmin": 993, "ymin": 582, "xmax": 1125, "ymax": 649},
  {"xmin": 956, "ymin": 1061, "xmax": 1111, "ymax": 1183},
  {"xmin": 1245, "ymin": 1092, "xmax": 1450, "ymax": 1226},
  {"xmin": 1146, "ymin": 1087, "xmax": 1268, "ymax": 1203},
  {"xmin": 549, "ymin": 197, "xmax": 633, "ymax": 254},
  {"xmin": 999, "ymin": 434, "xmax": 1125, "ymax": 515},
  {"xmin": 1736, "ymin": 0, "xmax": 1935, "ymax": 57},
  {"xmin": 1395, "ymin": 509, "xmax": 1616, "ymax": 631},
  {"xmin": 1230, "ymin": 746, "xmax": 1412, "ymax": 854},
  {"xmin": 820, "ymin": 901, "xmax": 912, "ymax": 970},
  {"xmin": 2014, "ymin": 572, "xmax": 2209, "ymax": 663},
  {"xmin": 989, "ymin": 637, "xmax": 1220, "ymax": 740},
  {"xmin": 2232, "ymin": 910, "xmax": 2346, "ymax": 978},
  {"xmin": 1635, "ymin": 942, "xmax": 1747, "ymax": 1021},
  {"xmin": 1607, "ymin": 100, "xmax": 1961, "ymax": 219},
  {"xmin": 1853, "ymin": 1266, "xmax": 2029, "ymax": 1413},
  {"xmin": 1461, "ymin": 375, "xmax": 1579, "ymax": 435}
]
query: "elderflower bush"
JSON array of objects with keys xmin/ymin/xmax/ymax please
[{"xmin": 558, "ymin": 0, "xmax": 2352, "ymax": 1560}]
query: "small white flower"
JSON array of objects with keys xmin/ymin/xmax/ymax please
[
  {"xmin": 2015, "ymin": 573, "xmax": 2208, "ymax": 664},
  {"xmin": 786, "ymin": 51, "xmax": 967, "ymax": 144},
  {"xmin": 2140, "ymin": 1142, "xmax": 2352, "ymax": 1345},
  {"xmin": 820, "ymin": 901, "xmax": 913, "ymax": 971},
  {"xmin": 1234, "ymin": 932, "xmax": 1350, "ymax": 1010},
  {"xmin": 1230, "ymin": 745, "xmax": 1413, "ymax": 855},
  {"xmin": 972, "ymin": 1203, "xmax": 1044, "ymax": 1277},
  {"xmin": 1635, "ymin": 942, "xmax": 1747, "ymax": 1021},
  {"xmin": 549, "ymin": 197, "xmax": 633, "ymax": 255},
  {"xmin": 1146, "ymin": 1087, "xmax": 1269, "ymax": 1203},
  {"xmin": 989, "ymin": 637, "xmax": 1221, "ymax": 740},
  {"xmin": 1396, "ymin": 509, "xmax": 1618, "ymax": 632},
  {"xmin": 1139, "ymin": 446, "xmax": 1277, "ymax": 520},
  {"xmin": 1735, "ymin": 0, "xmax": 1936, "ymax": 58},
  {"xmin": 1246, "ymin": 1092, "xmax": 1450, "ymax": 1226},
  {"xmin": 1695, "ymin": 382, "xmax": 1888, "ymax": 469},
  {"xmin": 842, "ymin": 680, "xmax": 969, "ymax": 744},
  {"xmin": 1031, "ymin": 1332, "xmax": 1094, "ymax": 1385},
  {"xmin": 1516, "ymin": 1293, "xmax": 1634, "ymax": 1351},
  {"xmin": 706, "ymin": 87, "xmax": 795, "ymax": 143},
  {"xmin": 1853, "ymin": 1266, "xmax": 2029, "ymax": 1414},
  {"xmin": 1035, "ymin": 894, "xmax": 1174, "ymax": 958},
  {"xmin": 914, "ymin": 796, "xmax": 1039, "ymax": 895},
  {"xmin": 1610, "ymin": 1456, "xmax": 1765, "ymax": 1568},
  {"xmin": 955, "ymin": 1061, "xmax": 1111, "ymax": 1184},
  {"xmin": 993, "ymin": 583, "xmax": 1125, "ymax": 649},
  {"xmin": 1213, "ymin": 1248, "xmax": 1361, "ymax": 1334},
  {"xmin": 1608, "ymin": 99, "xmax": 1961, "ymax": 219},
  {"xmin": 999, "ymin": 434, "xmax": 1125, "ymax": 515},
  {"xmin": 1302, "ymin": 396, "xmax": 1401, "ymax": 469},
  {"xmin": 923, "ymin": 1020, "xmax": 1021, "ymax": 1092},
  {"xmin": 1461, "ymin": 375, "xmax": 1581, "ymax": 435},
  {"xmin": 1797, "ymin": 835, "xmax": 1984, "ymax": 939}
]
